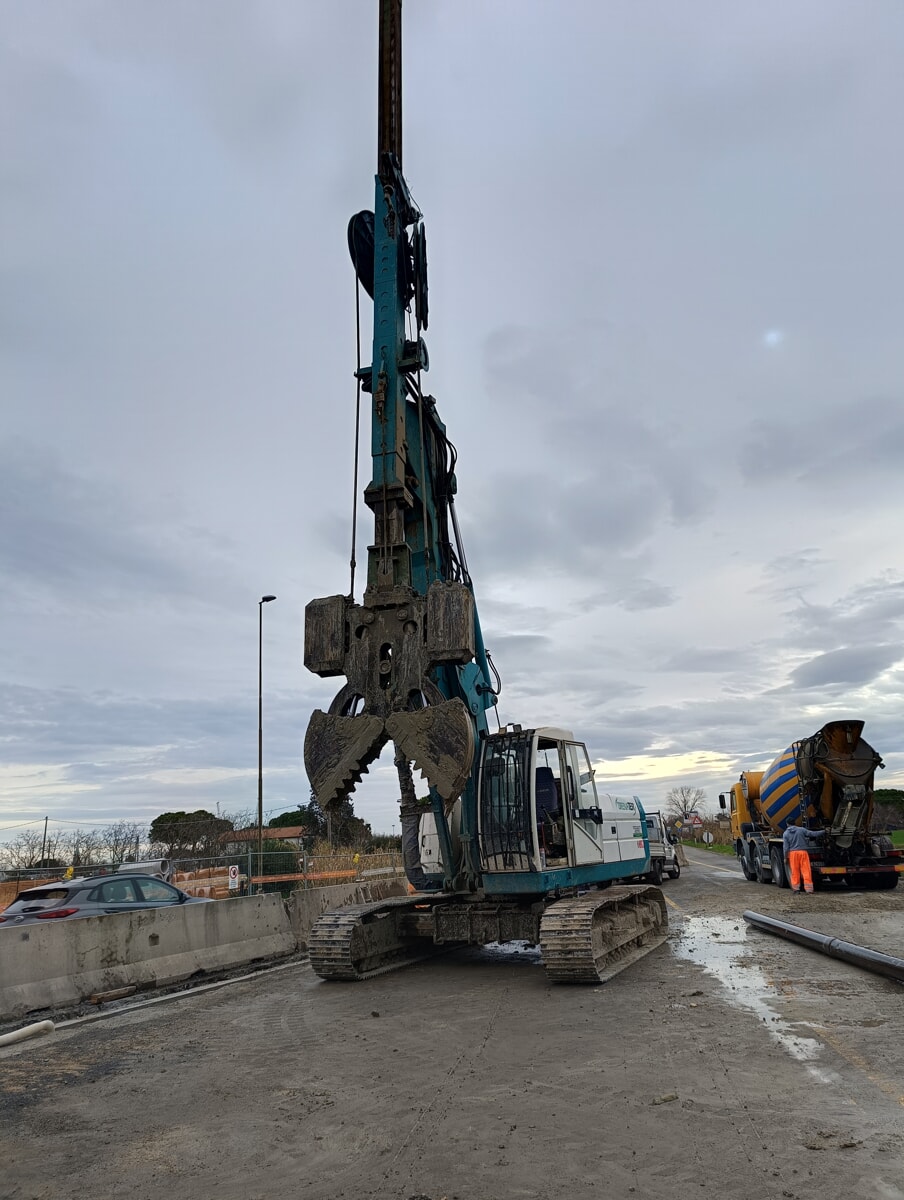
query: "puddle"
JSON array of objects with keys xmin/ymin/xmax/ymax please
[
  {"xmin": 445, "ymin": 941, "xmax": 543, "ymax": 969},
  {"xmin": 477, "ymin": 941, "xmax": 542, "ymax": 965},
  {"xmin": 672, "ymin": 916, "xmax": 831, "ymax": 1074}
]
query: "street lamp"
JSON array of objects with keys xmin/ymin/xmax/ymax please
[{"xmin": 258, "ymin": 594, "xmax": 277, "ymax": 892}]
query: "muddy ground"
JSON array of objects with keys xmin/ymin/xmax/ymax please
[{"xmin": 2, "ymin": 849, "xmax": 903, "ymax": 1200}]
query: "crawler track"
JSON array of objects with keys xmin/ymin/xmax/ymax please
[
  {"xmin": 309, "ymin": 886, "xmax": 668, "ymax": 984},
  {"xmin": 539, "ymin": 886, "xmax": 668, "ymax": 983},
  {"xmin": 308, "ymin": 895, "xmax": 442, "ymax": 981}
]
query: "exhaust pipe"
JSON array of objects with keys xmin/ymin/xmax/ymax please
[{"xmin": 743, "ymin": 910, "xmax": 904, "ymax": 983}]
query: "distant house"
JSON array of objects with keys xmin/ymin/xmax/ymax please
[{"xmin": 220, "ymin": 826, "xmax": 307, "ymax": 854}]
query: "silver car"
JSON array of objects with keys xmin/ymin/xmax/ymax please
[{"xmin": 0, "ymin": 873, "xmax": 211, "ymax": 928}]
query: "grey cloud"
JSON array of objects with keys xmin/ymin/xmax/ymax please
[
  {"xmin": 486, "ymin": 633, "xmax": 554, "ymax": 661},
  {"xmin": 0, "ymin": 679, "xmax": 315, "ymax": 816},
  {"xmin": 478, "ymin": 323, "xmax": 719, "ymax": 568},
  {"xmin": 580, "ymin": 578, "xmax": 677, "ymax": 613},
  {"xmin": 468, "ymin": 468, "xmax": 663, "ymax": 577},
  {"xmin": 660, "ymin": 647, "xmax": 755, "ymax": 674},
  {"xmin": 784, "ymin": 576, "xmax": 904, "ymax": 653},
  {"xmin": 739, "ymin": 398, "xmax": 904, "ymax": 488},
  {"xmin": 477, "ymin": 596, "xmax": 559, "ymax": 631},
  {"xmin": 0, "ymin": 441, "xmax": 237, "ymax": 607},
  {"xmin": 790, "ymin": 645, "xmax": 902, "ymax": 689}
]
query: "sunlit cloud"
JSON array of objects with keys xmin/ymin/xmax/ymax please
[{"xmin": 594, "ymin": 750, "xmax": 737, "ymax": 784}]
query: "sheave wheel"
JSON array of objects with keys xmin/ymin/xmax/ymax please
[{"xmin": 769, "ymin": 846, "xmax": 788, "ymax": 888}]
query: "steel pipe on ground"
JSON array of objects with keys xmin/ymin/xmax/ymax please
[
  {"xmin": 743, "ymin": 910, "xmax": 904, "ymax": 983},
  {"xmin": 0, "ymin": 1020, "xmax": 55, "ymax": 1047}
]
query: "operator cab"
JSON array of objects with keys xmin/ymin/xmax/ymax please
[{"xmin": 476, "ymin": 726, "xmax": 648, "ymax": 889}]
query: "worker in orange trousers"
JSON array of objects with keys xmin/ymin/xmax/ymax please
[
  {"xmin": 787, "ymin": 850, "xmax": 814, "ymax": 893},
  {"xmin": 782, "ymin": 823, "xmax": 825, "ymax": 894}
]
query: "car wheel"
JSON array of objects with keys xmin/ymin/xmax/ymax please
[
  {"xmin": 769, "ymin": 846, "xmax": 787, "ymax": 889},
  {"xmin": 649, "ymin": 859, "xmax": 664, "ymax": 885}
]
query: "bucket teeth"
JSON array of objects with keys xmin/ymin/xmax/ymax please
[
  {"xmin": 304, "ymin": 710, "xmax": 388, "ymax": 810},
  {"xmin": 386, "ymin": 699, "xmax": 475, "ymax": 803},
  {"xmin": 305, "ymin": 700, "xmax": 475, "ymax": 809}
]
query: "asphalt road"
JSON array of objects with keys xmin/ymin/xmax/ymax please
[{"xmin": 3, "ymin": 852, "xmax": 903, "ymax": 1200}]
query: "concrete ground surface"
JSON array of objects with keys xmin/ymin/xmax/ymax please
[{"xmin": 2, "ymin": 849, "xmax": 903, "ymax": 1200}]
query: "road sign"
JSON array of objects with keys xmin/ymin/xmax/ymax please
[
  {"xmin": 701, "ymin": 831, "xmax": 714, "ymax": 844},
  {"xmin": 691, "ymin": 815, "xmax": 704, "ymax": 826},
  {"xmin": 228, "ymin": 864, "xmax": 240, "ymax": 891}
]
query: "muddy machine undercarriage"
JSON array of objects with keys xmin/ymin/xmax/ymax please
[{"xmin": 303, "ymin": 0, "xmax": 667, "ymax": 984}]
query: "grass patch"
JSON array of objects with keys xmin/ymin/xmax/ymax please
[
  {"xmin": 891, "ymin": 829, "xmax": 904, "ymax": 847},
  {"xmin": 684, "ymin": 839, "xmax": 735, "ymax": 856}
]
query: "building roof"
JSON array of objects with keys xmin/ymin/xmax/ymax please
[{"xmin": 222, "ymin": 826, "xmax": 307, "ymax": 843}]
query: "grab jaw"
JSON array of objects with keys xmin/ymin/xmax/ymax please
[{"xmin": 303, "ymin": 582, "xmax": 477, "ymax": 810}]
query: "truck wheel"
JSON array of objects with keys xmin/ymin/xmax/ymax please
[
  {"xmin": 756, "ymin": 851, "xmax": 773, "ymax": 884},
  {"xmin": 739, "ymin": 850, "xmax": 755, "ymax": 880},
  {"xmin": 769, "ymin": 846, "xmax": 788, "ymax": 889},
  {"xmin": 748, "ymin": 848, "xmax": 763, "ymax": 882},
  {"xmin": 667, "ymin": 862, "xmax": 680, "ymax": 880},
  {"xmin": 648, "ymin": 859, "xmax": 664, "ymax": 885},
  {"xmin": 873, "ymin": 874, "xmax": 899, "ymax": 890}
]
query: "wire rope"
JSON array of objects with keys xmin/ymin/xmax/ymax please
[{"xmin": 350, "ymin": 277, "xmax": 363, "ymax": 599}]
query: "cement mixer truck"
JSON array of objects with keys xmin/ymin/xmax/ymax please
[{"xmin": 719, "ymin": 720, "xmax": 903, "ymax": 890}]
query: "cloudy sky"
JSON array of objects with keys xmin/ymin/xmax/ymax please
[{"xmin": 3, "ymin": 0, "xmax": 904, "ymax": 844}]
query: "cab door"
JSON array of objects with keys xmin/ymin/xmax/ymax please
[{"xmin": 563, "ymin": 741, "xmax": 609, "ymax": 866}]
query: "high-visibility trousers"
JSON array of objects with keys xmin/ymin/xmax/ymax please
[{"xmin": 788, "ymin": 850, "xmax": 814, "ymax": 893}]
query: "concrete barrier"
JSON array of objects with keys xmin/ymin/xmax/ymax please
[
  {"xmin": 0, "ymin": 894, "xmax": 295, "ymax": 1022},
  {"xmin": 286, "ymin": 878, "xmax": 407, "ymax": 949}
]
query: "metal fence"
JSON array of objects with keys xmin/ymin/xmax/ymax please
[
  {"xmin": 0, "ymin": 851, "xmax": 405, "ymax": 905},
  {"xmin": 170, "ymin": 850, "xmax": 405, "ymax": 897}
]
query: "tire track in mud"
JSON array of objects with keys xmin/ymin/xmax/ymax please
[{"xmin": 373, "ymin": 984, "xmax": 510, "ymax": 1198}]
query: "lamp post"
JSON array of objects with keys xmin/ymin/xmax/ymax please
[{"xmin": 258, "ymin": 594, "xmax": 277, "ymax": 892}]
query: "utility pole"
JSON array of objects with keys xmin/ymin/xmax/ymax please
[
  {"xmin": 258, "ymin": 594, "xmax": 277, "ymax": 892},
  {"xmin": 40, "ymin": 816, "xmax": 48, "ymax": 867}
]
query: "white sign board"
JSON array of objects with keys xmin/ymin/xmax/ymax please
[
  {"xmin": 701, "ymin": 831, "xmax": 714, "ymax": 844},
  {"xmin": 228, "ymin": 863, "xmax": 240, "ymax": 890}
]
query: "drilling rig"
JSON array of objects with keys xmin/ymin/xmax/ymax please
[{"xmin": 302, "ymin": 0, "xmax": 667, "ymax": 983}]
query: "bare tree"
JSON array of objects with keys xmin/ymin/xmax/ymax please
[
  {"xmin": 102, "ymin": 821, "xmax": 145, "ymax": 864},
  {"xmin": 41, "ymin": 828, "xmax": 67, "ymax": 866},
  {"xmin": 665, "ymin": 785, "xmax": 706, "ymax": 821},
  {"xmin": 63, "ymin": 828, "xmax": 104, "ymax": 868},
  {"xmin": 0, "ymin": 830, "xmax": 45, "ymax": 869},
  {"xmin": 223, "ymin": 807, "xmax": 256, "ymax": 832}
]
